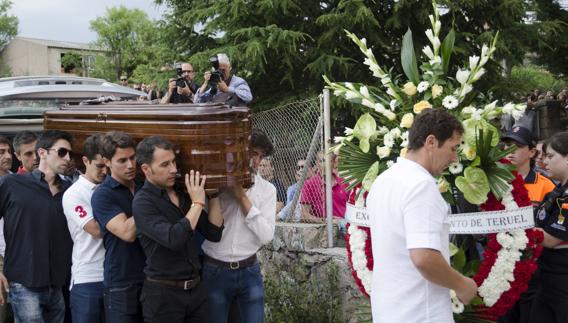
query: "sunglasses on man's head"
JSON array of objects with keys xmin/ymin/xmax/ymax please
[{"xmin": 48, "ymin": 147, "xmax": 73, "ymax": 158}]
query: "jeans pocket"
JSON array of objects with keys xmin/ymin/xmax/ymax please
[
  {"xmin": 202, "ymin": 264, "xmax": 222, "ymax": 281},
  {"xmin": 246, "ymin": 263, "xmax": 262, "ymax": 277},
  {"xmin": 106, "ymin": 285, "xmax": 140, "ymax": 315}
]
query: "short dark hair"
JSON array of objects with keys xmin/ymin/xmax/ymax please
[
  {"xmin": 546, "ymin": 131, "xmax": 568, "ymax": 156},
  {"xmin": 251, "ymin": 128, "xmax": 274, "ymax": 156},
  {"xmin": 136, "ymin": 136, "xmax": 174, "ymax": 166},
  {"xmin": 83, "ymin": 133, "xmax": 105, "ymax": 161},
  {"xmin": 407, "ymin": 109, "xmax": 464, "ymax": 150},
  {"xmin": 100, "ymin": 131, "xmax": 136, "ymax": 160},
  {"xmin": 13, "ymin": 131, "xmax": 38, "ymax": 154},
  {"xmin": 36, "ymin": 130, "xmax": 73, "ymax": 151},
  {"xmin": 0, "ymin": 136, "xmax": 11, "ymax": 148}
]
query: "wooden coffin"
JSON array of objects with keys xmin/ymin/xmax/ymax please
[{"xmin": 43, "ymin": 102, "xmax": 251, "ymax": 190}]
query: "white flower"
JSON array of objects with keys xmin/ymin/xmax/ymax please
[
  {"xmin": 345, "ymin": 82, "xmax": 355, "ymax": 90},
  {"xmin": 377, "ymin": 126, "xmax": 389, "ymax": 135},
  {"xmin": 386, "ymin": 88, "xmax": 396, "ymax": 97},
  {"xmin": 363, "ymin": 58, "xmax": 371, "ymax": 66},
  {"xmin": 362, "ymin": 99, "xmax": 374, "ymax": 109},
  {"xmin": 334, "ymin": 136, "xmax": 345, "ymax": 144},
  {"xmin": 461, "ymin": 105, "xmax": 476, "ymax": 115},
  {"xmin": 361, "ymin": 38, "xmax": 367, "ymax": 46},
  {"xmin": 425, "ymin": 29, "xmax": 435, "ymax": 44},
  {"xmin": 458, "ymin": 84, "xmax": 473, "ymax": 98},
  {"xmin": 345, "ymin": 91, "xmax": 358, "ymax": 100},
  {"xmin": 389, "ymin": 99, "xmax": 397, "ymax": 110},
  {"xmin": 429, "ymin": 56, "xmax": 442, "ymax": 65},
  {"xmin": 384, "ymin": 110, "xmax": 397, "ymax": 121},
  {"xmin": 449, "ymin": 162, "xmax": 463, "ymax": 174},
  {"xmin": 344, "ymin": 127, "xmax": 353, "ymax": 136},
  {"xmin": 377, "ymin": 146, "xmax": 391, "ymax": 159},
  {"xmin": 417, "ymin": 81, "xmax": 429, "ymax": 93},
  {"xmin": 381, "ymin": 77, "xmax": 392, "ymax": 85},
  {"xmin": 422, "ymin": 45, "xmax": 434, "ymax": 60},
  {"xmin": 442, "ymin": 95, "xmax": 459, "ymax": 110},
  {"xmin": 480, "ymin": 44, "xmax": 490, "ymax": 65},
  {"xmin": 432, "ymin": 37, "xmax": 441, "ymax": 51},
  {"xmin": 512, "ymin": 109, "xmax": 525, "ymax": 120},
  {"xmin": 400, "ymin": 131, "xmax": 409, "ymax": 147},
  {"xmin": 450, "ymin": 290, "xmax": 464, "ymax": 314},
  {"xmin": 359, "ymin": 86, "xmax": 370, "ymax": 98},
  {"xmin": 383, "ymin": 133, "xmax": 394, "ymax": 148},
  {"xmin": 389, "ymin": 127, "xmax": 402, "ymax": 139},
  {"xmin": 472, "ymin": 68, "xmax": 486, "ymax": 81},
  {"xmin": 373, "ymin": 102, "xmax": 386, "ymax": 113},
  {"xmin": 434, "ymin": 20, "xmax": 441, "ymax": 35},
  {"xmin": 472, "ymin": 109, "xmax": 484, "ymax": 120},
  {"xmin": 456, "ymin": 69, "xmax": 470, "ymax": 84},
  {"xmin": 333, "ymin": 90, "xmax": 343, "ymax": 97},
  {"xmin": 469, "ymin": 55, "xmax": 480, "ymax": 70},
  {"xmin": 502, "ymin": 103, "xmax": 515, "ymax": 114},
  {"xmin": 365, "ymin": 48, "xmax": 373, "ymax": 58},
  {"xmin": 484, "ymin": 100, "xmax": 498, "ymax": 112},
  {"xmin": 386, "ymin": 160, "xmax": 394, "ymax": 168}
]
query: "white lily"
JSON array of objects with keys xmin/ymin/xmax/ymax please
[
  {"xmin": 456, "ymin": 69, "xmax": 470, "ymax": 84},
  {"xmin": 422, "ymin": 45, "xmax": 435, "ymax": 60},
  {"xmin": 472, "ymin": 68, "xmax": 486, "ymax": 81},
  {"xmin": 469, "ymin": 55, "xmax": 480, "ymax": 70},
  {"xmin": 359, "ymin": 86, "xmax": 370, "ymax": 98}
]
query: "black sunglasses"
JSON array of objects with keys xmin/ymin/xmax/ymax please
[{"xmin": 49, "ymin": 147, "xmax": 73, "ymax": 158}]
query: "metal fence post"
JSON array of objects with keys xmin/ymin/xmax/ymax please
[{"xmin": 323, "ymin": 89, "xmax": 333, "ymax": 248}]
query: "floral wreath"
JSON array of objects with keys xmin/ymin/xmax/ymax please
[{"xmin": 326, "ymin": 1, "xmax": 544, "ymax": 320}]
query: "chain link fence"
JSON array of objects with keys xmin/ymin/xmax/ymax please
[{"xmin": 251, "ymin": 97, "xmax": 326, "ymax": 223}]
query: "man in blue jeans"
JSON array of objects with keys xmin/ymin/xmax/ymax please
[
  {"xmin": 92, "ymin": 131, "xmax": 146, "ymax": 323},
  {"xmin": 0, "ymin": 130, "xmax": 74, "ymax": 322},
  {"xmin": 202, "ymin": 128, "xmax": 276, "ymax": 323},
  {"xmin": 62, "ymin": 134, "xmax": 108, "ymax": 323}
]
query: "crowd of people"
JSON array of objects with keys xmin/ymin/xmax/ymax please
[
  {"xmin": 0, "ymin": 127, "xmax": 277, "ymax": 323},
  {"xmin": 522, "ymin": 88, "xmax": 568, "ymax": 110},
  {"xmin": 119, "ymin": 53, "xmax": 252, "ymax": 107}
]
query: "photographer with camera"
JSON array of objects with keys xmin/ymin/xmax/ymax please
[
  {"xmin": 160, "ymin": 62, "xmax": 199, "ymax": 104},
  {"xmin": 195, "ymin": 53, "xmax": 252, "ymax": 106}
]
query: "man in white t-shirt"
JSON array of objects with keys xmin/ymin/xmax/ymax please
[
  {"xmin": 62, "ymin": 134, "xmax": 108, "ymax": 323},
  {"xmin": 367, "ymin": 109, "xmax": 477, "ymax": 323}
]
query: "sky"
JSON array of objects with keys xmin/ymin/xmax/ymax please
[{"xmin": 10, "ymin": 0, "xmax": 167, "ymax": 44}]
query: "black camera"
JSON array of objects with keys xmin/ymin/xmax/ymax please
[
  {"xmin": 175, "ymin": 63, "xmax": 187, "ymax": 88},
  {"xmin": 208, "ymin": 56, "xmax": 224, "ymax": 95}
]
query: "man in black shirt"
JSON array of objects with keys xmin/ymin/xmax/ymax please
[
  {"xmin": 160, "ymin": 63, "xmax": 199, "ymax": 104},
  {"xmin": 0, "ymin": 130, "xmax": 74, "ymax": 323},
  {"xmin": 133, "ymin": 136, "xmax": 223, "ymax": 322}
]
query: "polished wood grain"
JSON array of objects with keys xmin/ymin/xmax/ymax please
[{"xmin": 44, "ymin": 102, "xmax": 252, "ymax": 189}]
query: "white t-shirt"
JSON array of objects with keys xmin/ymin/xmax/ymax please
[
  {"xmin": 367, "ymin": 157, "xmax": 452, "ymax": 323},
  {"xmin": 62, "ymin": 175, "xmax": 104, "ymax": 287}
]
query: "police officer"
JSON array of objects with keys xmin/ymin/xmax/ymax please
[{"xmin": 528, "ymin": 132, "xmax": 568, "ymax": 323}]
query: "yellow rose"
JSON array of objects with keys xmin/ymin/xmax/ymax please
[
  {"xmin": 432, "ymin": 84, "xmax": 443, "ymax": 98},
  {"xmin": 400, "ymin": 147, "xmax": 408, "ymax": 158},
  {"xmin": 400, "ymin": 113, "xmax": 414, "ymax": 128},
  {"xmin": 413, "ymin": 100, "xmax": 432, "ymax": 114},
  {"xmin": 403, "ymin": 82, "xmax": 417, "ymax": 96},
  {"xmin": 438, "ymin": 177, "xmax": 450, "ymax": 193}
]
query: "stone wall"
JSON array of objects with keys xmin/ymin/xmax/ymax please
[{"xmin": 259, "ymin": 222, "xmax": 369, "ymax": 323}]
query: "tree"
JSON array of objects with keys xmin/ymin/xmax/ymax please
[
  {"xmin": 531, "ymin": 0, "xmax": 568, "ymax": 76},
  {"xmin": 156, "ymin": 0, "xmax": 564, "ymax": 113},
  {"xmin": 90, "ymin": 6, "xmax": 160, "ymax": 81},
  {"xmin": 61, "ymin": 52, "xmax": 83, "ymax": 74},
  {"xmin": 0, "ymin": 0, "xmax": 18, "ymax": 76}
]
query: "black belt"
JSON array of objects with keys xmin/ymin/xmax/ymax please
[
  {"xmin": 204, "ymin": 254, "xmax": 257, "ymax": 270},
  {"xmin": 146, "ymin": 276, "xmax": 200, "ymax": 290}
]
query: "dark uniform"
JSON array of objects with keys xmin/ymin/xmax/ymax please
[{"xmin": 528, "ymin": 184, "xmax": 568, "ymax": 323}]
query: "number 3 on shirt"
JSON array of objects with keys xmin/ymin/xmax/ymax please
[{"xmin": 75, "ymin": 205, "xmax": 87, "ymax": 218}]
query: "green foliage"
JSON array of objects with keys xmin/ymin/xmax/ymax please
[
  {"xmin": 61, "ymin": 52, "xmax": 83, "ymax": 73},
  {"xmin": 264, "ymin": 263, "xmax": 344, "ymax": 323},
  {"xmin": 0, "ymin": 0, "xmax": 17, "ymax": 50},
  {"xmin": 502, "ymin": 65, "xmax": 568, "ymax": 99},
  {"xmin": 90, "ymin": 6, "xmax": 163, "ymax": 82},
  {"xmin": 401, "ymin": 29, "xmax": 420, "ymax": 85}
]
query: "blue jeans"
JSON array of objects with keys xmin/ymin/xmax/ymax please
[
  {"xmin": 70, "ymin": 282, "xmax": 104, "ymax": 323},
  {"xmin": 103, "ymin": 283, "xmax": 142, "ymax": 323},
  {"xmin": 202, "ymin": 261, "xmax": 264, "ymax": 323},
  {"xmin": 9, "ymin": 282, "xmax": 65, "ymax": 323}
]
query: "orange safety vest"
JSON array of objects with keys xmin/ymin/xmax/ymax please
[{"xmin": 525, "ymin": 169, "xmax": 556, "ymax": 206}]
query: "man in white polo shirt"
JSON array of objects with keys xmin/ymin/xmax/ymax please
[
  {"xmin": 367, "ymin": 109, "xmax": 477, "ymax": 323},
  {"xmin": 62, "ymin": 134, "xmax": 108, "ymax": 323}
]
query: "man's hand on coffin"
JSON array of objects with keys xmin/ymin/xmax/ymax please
[{"xmin": 185, "ymin": 170, "xmax": 206, "ymax": 205}]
